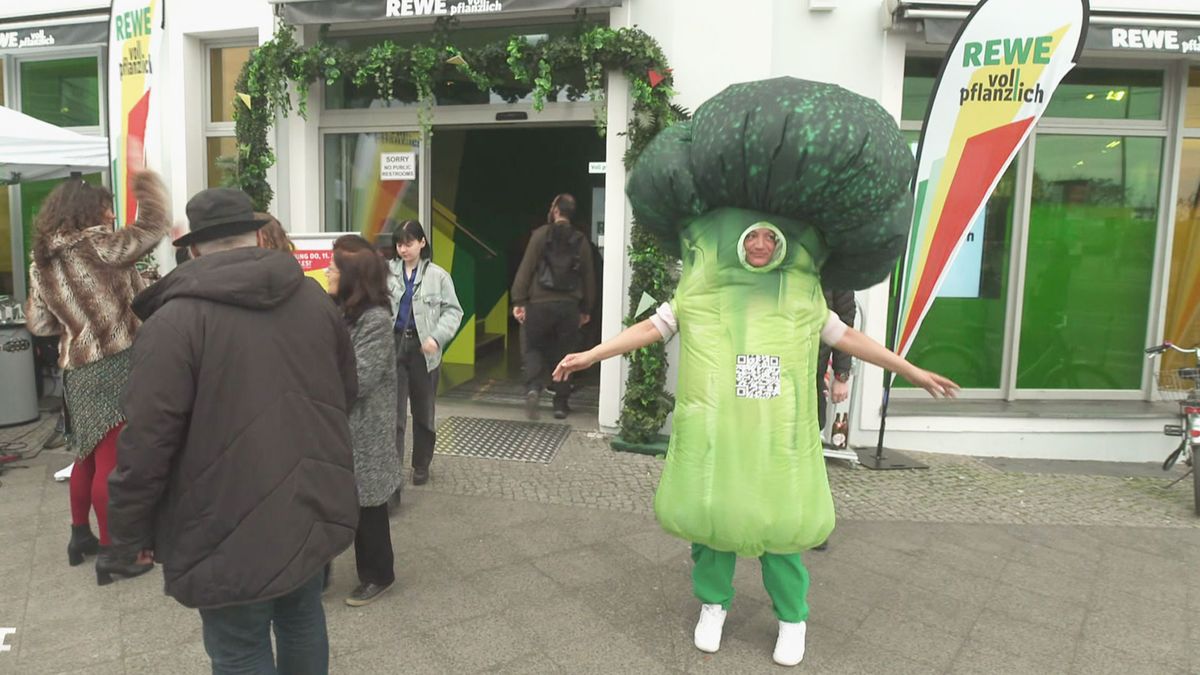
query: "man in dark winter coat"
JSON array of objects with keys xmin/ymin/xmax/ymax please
[{"xmin": 107, "ymin": 188, "xmax": 359, "ymax": 674}]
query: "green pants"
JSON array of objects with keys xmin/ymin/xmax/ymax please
[{"xmin": 691, "ymin": 543, "xmax": 809, "ymax": 622}]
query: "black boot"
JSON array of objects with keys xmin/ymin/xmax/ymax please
[
  {"xmin": 95, "ymin": 547, "xmax": 153, "ymax": 586},
  {"xmin": 67, "ymin": 524, "xmax": 100, "ymax": 566}
]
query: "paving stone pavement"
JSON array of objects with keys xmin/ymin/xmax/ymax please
[{"xmin": 2, "ymin": 401, "xmax": 1200, "ymax": 674}]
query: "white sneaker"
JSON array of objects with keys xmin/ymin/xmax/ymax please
[
  {"xmin": 693, "ymin": 603, "xmax": 727, "ymax": 653},
  {"xmin": 773, "ymin": 620, "xmax": 807, "ymax": 666},
  {"xmin": 53, "ymin": 463, "xmax": 73, "ymax": 482}
]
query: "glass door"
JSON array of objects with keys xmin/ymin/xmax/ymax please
[{"xmin": 322, "ymin": 130, "xmax": 423, "ymax": 240}]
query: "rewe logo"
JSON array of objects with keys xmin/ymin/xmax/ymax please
[
  {"xmin": 386, "ymin": 0, "xmax": 448, "ymax": 17},
  {"xmin": 1111, "ymin": 28, "xmax": 1180, "ymax": 50},
  {"xmin": 0, "ymin": 627, "xmax": 15, "ymax": 653}
]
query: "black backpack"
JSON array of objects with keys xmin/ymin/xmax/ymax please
[{"xmin": 536, "ymin": 224, "xmax": 584, "ymax": 292}]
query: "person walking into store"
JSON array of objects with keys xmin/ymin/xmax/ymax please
[
  {"xmin": 326, "ymin": 234, "xmax": 402, "ymax": 606},
  {"xmin": 24, "ymin": 171, "xmax": 168, "ymax": 580},
  {"xmin": 511, "ymin": 194, "xmax": 596, "ymax": 420},
  {"xmin": 388, "ymin": 220, "xmax": 463, "ymax": 489},
  {"xmin": 817, "ymin": 290, "xmax": 856, "ymax": 434},
  {"xmin": 106, "ymin": 188, "xmax": 360, "ymax": 673}
]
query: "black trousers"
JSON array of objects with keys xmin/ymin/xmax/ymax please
[
  {"xmin": 354, "ymin": 504, "xmax": 394, "ymax": 586},
  {"xmin": 523, "ymin": 301, "xmax": 580, "ymax": 410},
  {"xmin": 816, "ymin": 345, "xmax": 833, "ymax": 432},
  {"xmin": 395, "ymin": 333, "xmax": 438, "ymax": 472}
]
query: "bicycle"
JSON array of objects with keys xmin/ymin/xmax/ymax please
[{"xmin": 1145, "ymin": 342, "xmax": 1200, "ymax": 516}]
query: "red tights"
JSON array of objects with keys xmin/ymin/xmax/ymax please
[{"xmin": 68, "ymin": 424, "xmax": 122, "ymax": 546}]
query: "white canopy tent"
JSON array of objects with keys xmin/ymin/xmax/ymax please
[{"xmin": 0, "ymin": 105, "xmax": 108, "ymax": 184}]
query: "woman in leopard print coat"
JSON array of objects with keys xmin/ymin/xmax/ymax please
[{"xmin": 25, "ymin": 171, "xmax": 169, "ymax": 577}]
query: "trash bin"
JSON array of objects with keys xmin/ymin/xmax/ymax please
[{"xmin": 0, "ymin": 323, "xmax": 39, "ymax": 427}]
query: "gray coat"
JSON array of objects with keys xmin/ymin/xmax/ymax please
[{"xmin": 348, "ymin": 306, "xmax": 402, "ymax": 506}]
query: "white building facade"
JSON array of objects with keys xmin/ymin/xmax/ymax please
[{"xmin": 2, "ymin": 0, "xmax": 1197, "ymax": 462}]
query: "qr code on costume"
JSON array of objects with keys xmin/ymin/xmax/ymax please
[{"xmin": 735, "ymin": 354, "xmax": 781, "ymax": 399}]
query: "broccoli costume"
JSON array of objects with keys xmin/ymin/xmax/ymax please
[{"xmin": 627, "ymin": 77, "xmax": 914, "ymax": 558}]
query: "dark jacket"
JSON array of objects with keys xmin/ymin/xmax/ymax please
[
  {"xmin": 511, "ymin": 222, "xmax": 596, "ymax": 313},
  {"xmin": 820, "ymin": 290, "xmax": 856, "ymax": 376},
  {"xmin": 108, "ymin": 247, "xmax": 359, "ymax": 610}
]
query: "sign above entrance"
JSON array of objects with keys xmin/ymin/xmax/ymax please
[
  {"xmin": 923, "ymin": 19, "xmax": 1200, "ymax": 54},
  {"xmin": 588, "ymin": 161, "xmax": 606, "ymax": 174},
  {"xmin": 0, "ymin": 18, "xmax": 107, "ymax": 53},
  {"xmin": 1086, "ymin": 25, "xmax": 1200, "ymax": 53},
  {"xmin": 273, "ymin": 0, "xmax": 621, "ymax": 25}
]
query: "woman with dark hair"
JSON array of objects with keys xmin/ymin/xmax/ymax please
[
  {"xmin": 387, "ymin": 220, "xmax": 463, "ymax": 489},
  {"xmin": 326, "ymin": 234, "xmax": 402, "ymax": 606},
  {"xmin": 24, "ymin": 172, "xmax": 167, "ymax": 584}
]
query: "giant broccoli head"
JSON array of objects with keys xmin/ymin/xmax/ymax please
[{"xmin": 626, "ymin": 77, "xmax": 915, "ymax": 290}]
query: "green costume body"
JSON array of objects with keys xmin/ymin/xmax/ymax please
[
  {"xmin": 656, "ymin": 213, "xmax": 834, "ymax": 557},
  {"xmin": 626, "ymin": 77, "xmax": 915, "ymax": 617}
]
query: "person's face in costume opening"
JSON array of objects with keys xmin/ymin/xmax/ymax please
[{"xmin": 743, "ymin": 227, "xmax": 779, "ymax": 268}]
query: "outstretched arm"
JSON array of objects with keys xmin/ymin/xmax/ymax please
[
  {"xmin": 829, "ymin": 325, "xmax": 959, "ymax": 399},
  {"xmin": 553, "ymin": 319, "xmax": 664, "ymax": 381}
]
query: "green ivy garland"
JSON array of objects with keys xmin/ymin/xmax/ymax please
[{"xmin": 232, "ymin": 16, "xmax": 686, "ymax": 445}]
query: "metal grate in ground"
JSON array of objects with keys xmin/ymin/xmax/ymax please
[{"xmin": 433, "ymin": 416, "xmax": 571, "ymax": 464}]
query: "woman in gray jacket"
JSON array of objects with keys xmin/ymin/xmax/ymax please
[
  {"xmin": 388, "ymin": 221, "xmax": 463, "ymax": 488},
  {"xmin": 327, "ymin": 235, "xmax": 403, "ymax": 607}
]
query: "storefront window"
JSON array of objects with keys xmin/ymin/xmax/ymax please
[
  {"xmin": 901, "ymin": 57, "xmax": 939, "ymax": 122},
  {"xmin": 1017, "ymin": 135, "xmax": 1162, "ymax": 390},
  {"xmin": 1160, "ymin": 103, "xmax": 1200, "ymax": 388},
  {"xmin": 901, "ymin": 166, "xmax": 1016, "ymax": 389},
  {"xmin": 1043, "ymin": 68, "xmax": 1163, "ymax": 121},
  {"xmin": 893, "ymin": 130, "xmax": 1016, "ymax": 389},
  {"xmin": 205, "ymin": 45, "xmax": 253, "ymax": 188},
  {"xmin": 325, "ymin": 21, "xmax": 601, "ymax": 109},
  {"xmin": 210, "ymin": 45, "xmax": 253, "ymax": 123},
  {"xmin": 324, "ymin": 131, "xmax": 421, "ymax": 240},
  {"xmin": 1186, "ymin": 68, "xmax": 1200, "ymax": 130},
  {"xmin": 19, "ymin": 56, "xmax": 101, "ymax": 127},
  {"xmin": 206, "ymin": 137, "xmax": 238, "ymax": 189}
]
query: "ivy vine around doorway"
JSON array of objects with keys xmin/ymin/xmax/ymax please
[{"xmin": 231, "ymin": 14, "xmax": 685, "ymax": 446}]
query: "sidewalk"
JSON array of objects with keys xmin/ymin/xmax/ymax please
[{"xmin": 1, "ymin": 401, "xmax": 1199, "ymax": 673}]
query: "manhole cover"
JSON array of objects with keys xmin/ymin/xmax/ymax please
[{"xmin": 433, "ymin": 416, "xmax": 571, "ymax": 464}]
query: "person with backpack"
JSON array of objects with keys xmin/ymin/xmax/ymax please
[{"xmin": 511, "ymin": 193, "xmax": 596, "ymax": 420}]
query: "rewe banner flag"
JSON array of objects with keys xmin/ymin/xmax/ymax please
[
  {"xmin": 107, "ymin": 0, "xmax": 164, "ymax": 227},
  {"xmin": 894, "ymin": 0, "xmax": 1089, "ymax": 358}
]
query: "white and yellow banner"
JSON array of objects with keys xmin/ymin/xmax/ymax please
[
  {"xmin": 107, "ymin": 0, "xmax": 163, "ymax": 227},
  {"xmin": 895, "ymin": 0, "xmax": 1089, "ymax": 358}
]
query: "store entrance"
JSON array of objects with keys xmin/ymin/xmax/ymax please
[{"xmin": 430, "ymin": 125, "xmax": 606, "ymax": 408}]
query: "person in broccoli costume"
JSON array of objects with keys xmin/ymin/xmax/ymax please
[{"xmin": 554, "ymin": 77, "xmax": 959, "ymax": 667}]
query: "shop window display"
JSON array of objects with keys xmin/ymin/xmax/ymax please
[
  {"xmin": 1161, "ymin": 68, "xmax": 1200, "ymax": 388},
  {"xmin": 19, "ymin": 57, "xmax": 101, "ymax": 128},
  {"xmin": 1017, "ymin": 135, "xmax": 1162, "ymax": 390},
  {"xmin": 324, "ymin": 131, "xmax": 422, "ymax": 240}
]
